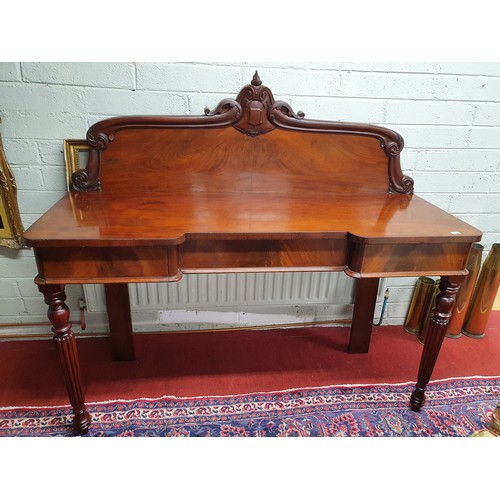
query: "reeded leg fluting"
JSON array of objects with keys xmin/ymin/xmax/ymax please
[
  {"xmin": 410, "ymin": 276, "xmax": 463, "ymax": 411},
  {"xmin": 39, "ymin": 283, "xmax": 91, "ymax": 434}
]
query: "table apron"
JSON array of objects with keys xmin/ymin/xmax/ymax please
[{"xmin": 33, "ymin": 239, "xmax": 472, "ymax": 283}]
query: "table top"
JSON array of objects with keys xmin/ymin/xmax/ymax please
[{"xmin": 23, "ymin": 190, "xmax": 481, "ymax": 248}]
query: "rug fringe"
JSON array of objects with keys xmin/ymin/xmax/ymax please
[{"xmin": 1, "ymin": 374, "xmax": 498, "ymax": 411}]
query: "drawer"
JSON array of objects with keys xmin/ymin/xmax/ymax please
[
  {"xmin": 346, "ymin": 241, "xmax": 471, "ymax": 277},
  {"xmin": 34, "ymin": 246, "xmax": 180, "ymax": 283},
  {"xmin": 179, "ymin": 238, "xmax": 346, "ymax": 272}
]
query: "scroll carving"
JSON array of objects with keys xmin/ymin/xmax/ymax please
[
  {"xmin": 384, "ymin": 137, "xmax": 414, "ymax": 194},
  {"xmin": 204, "ymin": 98, "xmax": 242, "ymax": 119},
  {"xmin": 389, "ymin": 172, "xmax": 415, "ymax": 195},
  {"xmin": 72, "ymin": 146, "xmax": 102, "ymax": 192}
]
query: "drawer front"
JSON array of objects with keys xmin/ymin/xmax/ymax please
[
  {"xmin": 35, "ymin": 246, "xmax": 180, "ymax": 283},
  {"xmin": 346, "ymin": 241, "xmax": 471, "ymax": 277},
  {"xmin": 179, "ymin": 238, "xmax": 346, "ymax": 272}
]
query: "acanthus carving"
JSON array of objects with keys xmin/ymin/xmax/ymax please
[
  {"xmin": 204, "ymin": 98, "xmax": 242, "ymax": 119},
  {"xmin": 270, "ymin": 101, "xmax": 305, "ymax": 120}
]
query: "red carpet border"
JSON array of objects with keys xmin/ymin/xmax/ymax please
[{"xmin": 1, "ymin": 376, "xmax": 498, "ymax": 437}]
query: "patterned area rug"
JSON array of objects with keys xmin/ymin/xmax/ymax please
[{"xmin": 1, "ymin": 376, "xmax": 499, "ymax": 437}]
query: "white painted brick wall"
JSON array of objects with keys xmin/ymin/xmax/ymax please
[
  {"xmin": 22, "ymin": 62, "xmax": 136, "ymax": 89},
  {"xmin": 0, "ymin": 62, "xmax": 499, "ymax": 337},
  {"xmin": 137, "ymin": 63, "xmax": 242, "ymax": 93},
  {"xmin": 0, "ymin": 63, "xmax": 21, "ymax": 82},
  {"xmin": 289, "ymin": 97, "xmax": 385, "ymax": 123}
]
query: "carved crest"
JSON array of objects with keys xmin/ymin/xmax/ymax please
[
  {"xmin": 233, "ymin": 71, "xmax": 277, "ymax": 137},
  {"xmin": 204, "ymin": 71, "xmax": 305, "ymax": 138}
]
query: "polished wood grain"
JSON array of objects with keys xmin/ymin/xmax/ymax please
[
  {"xmin": 347, "ymin": 240, "xmax": 473, "ymax": 277},
  {"xmin": 24, "ymin": 193, "xmax": 480, "ymax": 249},
  {"xmin": 34, "ymin": 246, "xmax": 180, "ymax": 283},
  {"xmin": 23, "ymin": 72, "xmax": 482, "ymax": 434},
  {"xmin": 179, "ymin": 238, "xmax": 346, "ymax": 271},
  {"xmin": 99, "ymin": 129, "xmax": 390, "ymax": 195}
]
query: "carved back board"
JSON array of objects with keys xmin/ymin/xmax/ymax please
[{"xmin": 72, "ymin": 72, "xmax": 413, "ymax": 196}]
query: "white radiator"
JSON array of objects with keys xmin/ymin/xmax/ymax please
[
  {"xmin": 131, "ymin": 272, "xmax": 356, "ymax": 308},
  {"xmin": 83, "ymin": 272, "xmax": 386, "ymax": 333}
]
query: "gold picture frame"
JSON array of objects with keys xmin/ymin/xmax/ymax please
[
  {"xmin": 64, "ymin": 139, "xmax": 89, "ymax": 191},
  {"xmin": 0, "ymin": 130, "xmax": 24, "ymax": 249}
]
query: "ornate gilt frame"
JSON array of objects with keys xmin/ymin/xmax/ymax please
[
  {"xmin": 64, "ymin": 139, "xmax": 89, "ymax": 191},
  {"xmin": 0, "ymin": 130, "xmax": 24, "ymax": 248}
]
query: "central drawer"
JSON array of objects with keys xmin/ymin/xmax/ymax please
[{"xmin": 179, "ymin": 238, "xmax": 347, "ymax": 272}]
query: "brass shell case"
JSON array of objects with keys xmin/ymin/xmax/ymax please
[
  {"xmin": 463, "ymin": 243, "xmax": 500, "ymax": 338},
  {"xmin": 404, "ymin": 277, "xmax": 436, "ymax": 335},
  {"xmin": 446, "ymin": 243, "xmax": 483, "ymax": 338}
]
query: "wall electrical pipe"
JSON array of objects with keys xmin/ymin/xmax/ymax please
[{"xmin": 373, "ymin": 288, "xmax": 390, "ymax": 327}]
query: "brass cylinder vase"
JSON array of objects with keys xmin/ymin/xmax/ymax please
[
  {"xmin": 463, "ymin": 243, "xmax": 500, "ymax": 338},
  {"xmin": 404, "ymin": 277, "xmax": 436, "ymax": 335},
  {"xmin": 446, "ymin": 243, "xmax": 484, "ymax": 338}
]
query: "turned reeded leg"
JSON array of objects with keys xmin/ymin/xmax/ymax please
[
  {"xmin": 38, "ymin": 283, "xmax": 91, "ymax": 434},
  {"xmin": 410, "ymin": 276, "xmax": 463, "ymax": 411}
]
